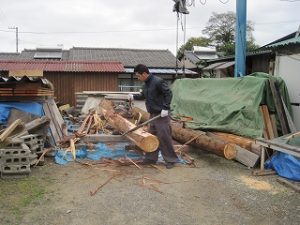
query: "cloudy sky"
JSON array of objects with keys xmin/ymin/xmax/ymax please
[{"xmin": 0, "ymin": 0, "xmax": 299, "ymax": 55}]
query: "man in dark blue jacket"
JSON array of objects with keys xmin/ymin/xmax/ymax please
[{"xmin": 130, "ymin": 64, "xmax": 178, "ymax": 169}]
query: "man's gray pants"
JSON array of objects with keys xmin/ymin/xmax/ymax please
[{"xmin": 145, "ymin": 115, "xmax": 178, "ymax": 163}]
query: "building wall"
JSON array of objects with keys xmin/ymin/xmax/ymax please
[
  {"xmin": 44, "ymin": 72, "xmax": 118, "ymax": 106},
  {"xmin": 274, "ymin": 53, "xmax": 300, "ymax": 130},
  {"xmin": 251, "ymin": 54, "xmax": 271, "ymax": 73}
]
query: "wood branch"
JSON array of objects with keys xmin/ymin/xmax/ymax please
[
  {"xmin": 90, "ymin": 174, "xmax": 118, "ymax": 196},
  {"xmin": 101, "ymin": 100, "xmax": 159, "ymax": 152}
]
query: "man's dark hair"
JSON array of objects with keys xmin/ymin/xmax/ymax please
[{"xmin": 134, "ymin": 64, "xmax": 149, "ymax": 74}]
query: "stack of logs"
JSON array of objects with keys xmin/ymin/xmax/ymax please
[{"xmin": 131, "ymin": 106, "xmax": 262, "ymax": 168}]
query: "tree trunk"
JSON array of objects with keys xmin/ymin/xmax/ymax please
[
  {"xmin": 101, "ymin": 100, "xmax": 159, "ymax": 152},
  {"xmin": 171, "ymin": 125, "xmax": 236, "ymax": 159},
  {"xmin": 211, "ymin": 132, "xmax": 260, "ymax": 155}
]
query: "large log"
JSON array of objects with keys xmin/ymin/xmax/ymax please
[
  {"xmin": 101, "ymin": 100, "xmax": 159, "ymax": 152},
  {"xmin": 211, "ymin": 131, "xmax": 261, "ymax": 155},
  {"xmin": 171, "ymin": 125, "xmax": 236, "ymax": 159}
]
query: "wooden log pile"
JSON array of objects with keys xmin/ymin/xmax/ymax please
[{"xmin": 131, "ymin": 106, "xmax": 264, "ymax": 167}]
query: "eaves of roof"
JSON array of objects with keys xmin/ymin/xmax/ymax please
[
  {"xmin": 206, "ymin": 50, "xmax": 272, "ymax": 63},
  {"xmin": 0, "ymin": 60, "xmax": 124, "ymax": 73},
  {"xmin": 264, "ymin": 36, "xmax": 300, "ymax": 48},
  {"xmin": 125, "ymin": 67, "xmax": 197, "ymax": 75}
]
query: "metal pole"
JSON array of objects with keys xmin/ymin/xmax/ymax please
[
  {"xmin": 8, "ymin": 26, "xmax": 18, "ymax": 53},
  {"xmin": 234, "ymin": 0, "xmax": 247, "ymax": 77},
  {"xmin": 16, "ymin": 27, "xmax": 19, "ymax": 53}
]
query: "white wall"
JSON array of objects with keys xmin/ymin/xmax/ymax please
[{"xmin": 274, "ymin": 54, "xmax": 300, "ymax": 130}]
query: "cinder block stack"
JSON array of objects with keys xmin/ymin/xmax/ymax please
[
  {"xmin": 0, "ymin": 135, "xmax": 44, "ymax": 179},
  {"xmin": 20, "ymin": 134, "xmax": 44, "ymax": 155},
  {"xmin": 0, "ymin": 140, "xmax": 32, "ymax": 179}
]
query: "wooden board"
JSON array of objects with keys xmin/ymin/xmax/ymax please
[{"xmin": 235, "ymin": 145, "xmax": 260, "ymax": 168}]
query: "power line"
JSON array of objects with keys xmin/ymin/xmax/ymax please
[{"xmin": 0, "ymin": 19, "xmax": 299, "ymax": 36}]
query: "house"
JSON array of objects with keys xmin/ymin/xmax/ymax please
[
  {"xmin": 181, "ymin": 46, "xmax": 218, "ymax": 75},
  {"xmin": 202, "ymin": 50, "xmax": 273, "ymax": 78},
  {"xmin": 0, "ymin": 47, "xmax": 196, "ymax": 106},
  {"xmin": 202, "ymin": 27, "xmax": 300, "ymax": 129},
  {"xmin": 262, "ymin": 28, "xmax": 300, "ymax": 130}
]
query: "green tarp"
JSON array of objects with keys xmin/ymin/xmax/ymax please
[{"xmin": 171, "ymin": 72, "xmax": 291, "ymax": 138}]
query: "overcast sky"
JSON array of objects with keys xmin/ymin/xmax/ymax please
[{"xmin": 0, "ymin": 0, "xmax": 299, "ymax": 55}]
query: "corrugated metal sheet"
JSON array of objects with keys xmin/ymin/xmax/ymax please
[
  {"xmin": 215, "ymin": 61, "xmax": 235, "ymax": 70},
  {"xmin": 203, "ymin": 62, "xmax": 226, "ymax": 70},
  {"xmin": 265, "ymin": 36, "xmax": 300, "ymax": 48},
  {"xmin": 0, "ymin": 61, "xmax": 124, "ymax": 73},
  {"xmin": 0, "ymin": 75, "xmax": 53, "ymax": 89}
]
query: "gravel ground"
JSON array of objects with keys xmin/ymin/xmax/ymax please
[{"xmin": 0, "ymin": 149, "xmax": 299, "ymax": 225}]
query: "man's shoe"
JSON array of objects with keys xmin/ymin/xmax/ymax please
[
  {"xmin": 142, "ymin": 159, "xmax": 156, "ymax": 165},
  {"xmin": 166, "ymin": 162, "xmax": 175, "ymax": 169}
]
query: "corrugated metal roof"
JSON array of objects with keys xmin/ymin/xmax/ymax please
[
  {"xmin": 203, "ymin": 62, "xmax": 226, "ymax": 70},
  {"xmin": 205, "ymin": 50, "xmax": 272, "ymax": 63},
  {"xmin": 0, "ymin": 61, "xmax": 124, "ymax": 73},
  {"xmin": 125, "ymin": 67, "xmax": 197, "ymax": 75},
  {"xmin": 265, "ymin": 36, "xmax": 300, "ymax": 48},
  {"xmin": 215, "ymin": 61, "xmax": 235, "ymax": 70},
  {"xmin": 0, "ymin": 75, "xmax": 54, "ymax": 89}
]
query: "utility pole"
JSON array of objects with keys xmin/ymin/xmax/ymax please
[
  {"xmin": 234, "ymin": 0, "xmax": 247, "ymax": 77},
  {"xmin": 8, "ymin": 26, "xmax": 19, "ymax": 53}
]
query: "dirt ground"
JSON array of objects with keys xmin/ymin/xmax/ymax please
[{"xmin": 0, "ymin": 148, "xmax": 299, "ymax": 225}]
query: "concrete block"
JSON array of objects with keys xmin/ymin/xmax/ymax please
[
  {"xmin": 1, "ymin": 148, "xmax": 31, "ymax": 157},
  {"xmin": 3, "ymin": 156, "xmax": 30, "ymax": 165},
  {"xmin": 1, "ymin": 164, "xmax": 30, "ymax": 174}
]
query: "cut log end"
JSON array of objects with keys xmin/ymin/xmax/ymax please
[
  {"xmin": 139, "ymin": 135, "xmax": 159, "ymax": 152},
  {"xmin": 223, "ymin": 143, "xmax": 237, "ymax": 159}
]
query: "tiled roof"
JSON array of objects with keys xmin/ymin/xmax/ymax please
[
  {"xmin": 0, "ymin": 61, "xmax": 124, "ymax": 73},
  {"xmin": 0, "ymin": 47, "xmax": 180, "ymax": 69},
  {"xmin": 68, "ymin": 47, "xmax": 178, "ymax": 68},
  {"xmin": 0, "ymin": 53, "xmax": 21, "ymax": 60},
  {"xmin": 184, "ymin": 51, "xmax": 200, "ymax": 64}
]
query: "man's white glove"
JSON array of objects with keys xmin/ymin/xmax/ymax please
[
  {"xmin": 160, "ymin": 109, "xmax": 169, "ymax": 117},
  {"xmin": 127, "ymin": 93, "xmax": 134, "ymax": 101}
]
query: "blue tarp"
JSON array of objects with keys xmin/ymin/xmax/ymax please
[
  {"xmin": 265, "ymin": 152, "xmax": 300, "ymax": 181},
  {"xmin": 264, "ymin": 134, "xmax": 300, "ymax": 181},
  {"xmin": 55, "ymin": 142, "xmax": 186, "ymax": 165},
  {"xmin": 0, "ymin": 102, "xmax": 44, "ymax": 124},
  {"xmin": 55, "ymin": 142, "xmax": 142, "ymax": 165}
]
